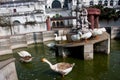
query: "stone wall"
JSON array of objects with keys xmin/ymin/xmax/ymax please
[
  {"xmin": 10, "ymin": 34, "xmax": 27, "ymax": 49},
  {"xmin": 0, "ymin": 31, "xmax": 55, "ymax": 55},
  {"xmin": 111, "ymin": 26, "xmax": 120, "ymax": 39},
  {"xmin": 0, "ymin": 22, "xmax": 46, "ymax": 36},
  {"xmin": 0, "ymin": 38, "xmax": 12, "ymax": 55},
  {"xmin": 101, "ymin": 26, "xmax": 120, "ymax": 39}
]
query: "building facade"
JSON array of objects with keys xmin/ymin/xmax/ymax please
[
  {"xmin": 0, "ymin": 0, "xmax": 120, "ymax": 27},
  {"xmin": 0, "ymin": 0, "xmax": 46, "ymax": 25}
]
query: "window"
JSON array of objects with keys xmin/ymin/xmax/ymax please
[
  {"xmin": 118, "ymin": 0, "xmax": 120, "ymax": 5},
  {"xmin": 57, "ymin": 21, "xmax": 60, "ymax": 27},
  {"xmin": 89, "ymin": 1, "xmax": 94, "ymax": 6},
  {"xmin": 52, "ymin": 22, "xmax": 56, "ymax": 27},
  {"xmin": 13, "ymin": 20, "xmax": 21, "ymax": 25},
  {"xmin": 60, "ymin": 21, "xmax": 64, "ymax": 26},
  {"xmin": 13, "ymin": 9, "xmax": 16, "ymax": 13},
  {"xmin": 98, "ymin": 0, "xmax": 102, "ymax": 5},
  {"xmin": 45, "ymin": 5, "xmax": 47, "ymax": 8},
  {"xmin": 104, "ymin": 0, "xmax": 108, "ymax": 6},
  {"xmin": 110, "ymin": 0, "xmax": 113, "ymax": 6},
  {"xmin": 52, "ymin": 0, "xmax": 61, "ymax": 8}
]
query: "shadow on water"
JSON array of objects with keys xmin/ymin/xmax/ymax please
[{"xmin": 12, "ymin": 40, "xmax": 120, "ymax": 80}]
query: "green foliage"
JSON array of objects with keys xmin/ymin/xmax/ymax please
[
  {"xmin": 90, "ymin": 5, "xmax": 120, "ymax": 21},
  {"xmin": 52, "ymin": 14, "xmax": 62, "ymax": 18},
  {"xmin": 56, "ymin": 14, "xmax": 60, "ymax": 18}
]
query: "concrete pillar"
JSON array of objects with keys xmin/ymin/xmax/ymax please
[
  {"xmin": 89, "ymin": 15, "xmax": 94, "ymax": 29},
  {"xmin": 107, "ymin": 38, "xmax": 110, "ymax": 54},
  {"xmin": 87, "ymin": 8, "xmax": 100, "ymax": 29},
  {"xmin": 94, "ymin": 39, "xmax": 110, "ymax": 54},
  {"xmin": 103, "ymin": 39, "xmax": 110, "ymax": 54},
  {"xmin": 46, "ymin": 16, "xmax": 51, "ymax": 31},
  {"xmin": 94, "ymin": 16, "xmax": 99, "ymax": 28},
  {"xmin": 84, "ymin": 44, "xmax": 93, "ymax": 60}
]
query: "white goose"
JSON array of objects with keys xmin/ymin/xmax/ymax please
[
  {"xmin": 71, "ymin": 33, "xmax": 81, "ymax": 41},
  {"xmin": 54, "ymin": 33, "xmax": 67, "ymax": 41},
  {"xmin": 61, "ymin": 35, "xmax": 67, "ymax": 41},
  {"xmin": 54, "ymin": 33, "xmax": 62, "ymax": 41},
  {"xmin": 90, "ymin": 27, "xmax": 106, "ymax": 39},
  {"xmin": 91, "ymin": 29, "xmax": 102, "ymax": 36},
  {"xmin": 99, "ymin": 27, "xmax": 106, "ymax": 32},
  {"xmin": 42, "ymin": 58, "xmax": 75, "ymax": 77},
  {"xmin": 78, "ymin": 31, "xmax": 92, "ymax": 42},
  {"xmin": 17, "ymin": 51, "xmax": 33, "ymax": 62},
  {"xmin": 46, "ymin": 42, "xmax": 55, "ymax": 48}
]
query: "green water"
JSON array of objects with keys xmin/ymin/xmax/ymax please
[{"xmin": 13, "ymin": 40, "xmax": 120, "ymax": 80}]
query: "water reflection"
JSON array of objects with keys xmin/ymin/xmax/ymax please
[{"xmin": 13, "ymin": 40, "xmax": 120, "ymax": 80}]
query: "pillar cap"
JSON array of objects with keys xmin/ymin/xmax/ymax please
[{"xmin": 87, "ymin": 8, "xmax": 100, "ymax": 15}]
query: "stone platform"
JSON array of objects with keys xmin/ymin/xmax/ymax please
[{"xmin": 55, "ymin": 32, "xmax": 110, "ymax": 60}]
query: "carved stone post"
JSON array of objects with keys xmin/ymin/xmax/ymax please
[
  {"xmin": 87, "ymin": 8, "xmax": 100, "ymax": 29},
  {"xmin": 46, "ymin": 16, "xmax": 51, "ymax": 31}
]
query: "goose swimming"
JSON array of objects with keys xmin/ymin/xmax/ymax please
[
  {"xmin": 17, "ymin": 51, "xmax": 33, "ymax": 62},
  {"xmin": 41, "ymin": 58, "xmax": 75, "ymax": 77}
]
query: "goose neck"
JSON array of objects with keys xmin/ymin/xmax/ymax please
[
  {"xmin": 45, "ymin": 59, "xmax": 53, "ymax": 67},
  {"xmin": 54, "ymin": 34, "xmax": 58, "ymax": 37}
]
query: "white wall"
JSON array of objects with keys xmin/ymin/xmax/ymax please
[{"xmin": 0, "ymin": 23, "xmax": 47, "ymax": 36}]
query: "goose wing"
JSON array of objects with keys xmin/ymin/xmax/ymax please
[
  {"xmin": 54, "ymin": 34, "xmax": 62, "ymax": 41},
  {"xmin": 99, "ymin": 28, "xmax": 106, "ymax": 32},
  {"xmin": 17, "ymin": 51, "xmax": 31, "ymax": 57},
  {"xmin": 71, "ymin": 34, "xmax": 80, "ymax": 41},
  {"xmin": 61, "ymin": 35, "xmax": 67, "ymax": 40},
  {"xmin": 81, "ymin": 32, "xmax": 92, "ymax": 39},
  {"xmin": 91, "ymin": 29, "xmax": 102, "ymax": 36},
  {"xmin": 55, "ymin": 36, "xmax": 61, "ymax": 41},
  {"xmin": 57, "ymin": 62, "xmax": 74, "ymax": 70},
  {"xmin": 56, "ymin": 62, "xmax": 75, "ymax": 75}
]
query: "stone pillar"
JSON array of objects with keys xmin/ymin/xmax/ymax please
[
  {"xmin": 100, "ymin": 39, "xmax": 110, "ymax": 54},
  {"xmin": 107, "ymin": 38, "xmax": 110, "ymax": 54},
  {"xmin": 94, "ymin": 39, "xmax": 110, "ymax": 54},
  {"xmin": 89, "ymin": 15, "xmax": 94, "ymax": 29},
  {"xmin": 87, "ymin": 8, "xmax": 100, "ymax": 29},
  {"xmin": 84, "ymin": 44, "xmax": 93, "ymax": 60},
  {"xmin": 46, "ymin": 16, "xmax": 51, "ymax": 31},
  {"xmin": 94, "ymin": 16, "xmax": 99, "ymax": 28}
]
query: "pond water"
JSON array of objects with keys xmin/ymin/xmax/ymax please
[{"xmin": 13, "ymin": 40, "xmax": 120, "ymax": 80}]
